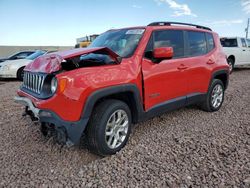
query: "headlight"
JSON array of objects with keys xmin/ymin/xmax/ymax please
[
  {"xmin": 2, "ymin": 65, "xmax": 10, "ymax": 71},
  {"xmin": 51, "ymin": 77, "xmax": 58, "ymax": 94}
]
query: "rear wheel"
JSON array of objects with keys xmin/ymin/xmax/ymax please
[
  {"xmin": 85, "ymin": 99, "xmax": 132, "ymax": 156},
  {"xmin": 200, "ymin": 79, "xmax": 225, "ymax": 112},
  {"xmin": 17, "ymin": 67, "xmax": 25, "ymax": 81}
]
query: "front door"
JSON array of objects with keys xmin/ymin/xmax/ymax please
[{"xmin": 142, "ymin": 29, "xmax": 188, "ymax": 111}]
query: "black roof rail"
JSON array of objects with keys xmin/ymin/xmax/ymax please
[{"xmin": 147, "ymin": 22, "xmax": 212, "ymax": 31}]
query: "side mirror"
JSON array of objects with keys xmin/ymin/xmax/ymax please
[{"xmin": 153, "ymin": 47, "xmax": 173, "ymax": 60}]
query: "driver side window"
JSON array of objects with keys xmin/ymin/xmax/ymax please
[
  {"xmin": 144, "ymin": 30, "xmax": 184, "ymax": 59},
  {"xmin": 154, "ymin": 30, "xmax": 184, "ymax": 58}
]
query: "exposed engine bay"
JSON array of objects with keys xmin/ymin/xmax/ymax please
[{"xmin": 61, "ymin": 53, "xmax": 118, "ymax": 71}]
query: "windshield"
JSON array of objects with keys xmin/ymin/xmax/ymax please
[
  {"xmin": 9, "ymin": 51, "xmax": 34, "ymax": 60},
  {"xmin": 220, "ymin": 38, "xmax": 238, "ymax": 47},
  {"xmin": 89, "ymin": 28, "xmax": 145, "ymax": 58},
  {"xmin": 26, "ymin": 51, "xmax": 46, "ymax": 60}
]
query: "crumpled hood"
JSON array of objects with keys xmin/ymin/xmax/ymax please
[
  {"xmin": 24, "ymin": 54, "xmax": 63, "ymax": 74},
  {"xmin": 24, "ymin": 47, "xmax": 120, "ymax": 73}
]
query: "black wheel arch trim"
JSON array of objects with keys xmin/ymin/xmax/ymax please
[
  {"xmin": 80, "ymin": 84, "xmax": 145, "ymax": 122},
  {"xmin": 210, "ymin": 69, "xmax": 229, "ymax": 90}
]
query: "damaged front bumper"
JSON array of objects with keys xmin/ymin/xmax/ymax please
[{"xmin": 14, "ymin": 96, "xmax": 89, "ymax": 146}]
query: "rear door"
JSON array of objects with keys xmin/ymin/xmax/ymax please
[
  {"xmin": 183, "ymin": 31, "xmax": 212, "ymax": 96},
  {"xmin": 142, "ymin": 29, "xmax": 188, "ymax": 110}
]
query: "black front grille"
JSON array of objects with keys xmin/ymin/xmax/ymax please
[{"xmin": 23, "ymin": 72, "xmax": 45, "ymax": 94}]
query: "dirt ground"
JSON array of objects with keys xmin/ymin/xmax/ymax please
[{"xmin": 0, "ymin": 69, "xmax": 250, "ymax": 187}]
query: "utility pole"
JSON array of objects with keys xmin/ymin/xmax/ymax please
[{"xmin": 246, "ymin": 18, "xmax": 250, "ymax": 39}]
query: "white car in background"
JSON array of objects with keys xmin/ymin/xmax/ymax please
[
  {"xmin": 220, "ymin": 37, "xmax": 250, "ymax": 72},
  {"xmin": 0, "ymin": 50, "xmax": 46, "ymax": 81},
  {"xmin": 0, "ymin": 51, "xmax": 35, "ymax": 63}
]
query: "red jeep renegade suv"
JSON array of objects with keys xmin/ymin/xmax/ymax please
[{"xmin": 15, "ymin": 22, "xmax": 229, "ymax": 156}]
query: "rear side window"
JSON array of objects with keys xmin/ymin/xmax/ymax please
[
  {"xmin": 154, "ymin": 30, "xmax": 184, "ymax": 58},
  {"xmin": 220, "ymin": 38, "xmax": 238, "ymax": 47},
  {"xmin": 241, "ymin": 38, "xmax": 247, "ymax": 47},
  {"xmin": 187, "ymin": 31, "xmax": 207, "ymax": 56},
  {"xmin": 206, "ymin": 33, "xmax": 215, "ymax": 52}
]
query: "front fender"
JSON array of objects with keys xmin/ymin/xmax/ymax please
[{"xmin": 80, "ymin": 84, "xmax": 144, "ymax": 121}]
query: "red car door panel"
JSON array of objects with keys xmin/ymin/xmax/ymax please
[
  {"xmin": 141, "ymin": 29, "xmax": 189, "ymax": 111},
  {"xmin": 184, "ymin": 55, "xmax": 212, "ymax": 94},
  {"xmin": 142, "ymin": 58, "xmax": 188, "ymax": 111},
  {"xmin": 184, "ymin": 31, "xmax": 214, "ymax": 95}
]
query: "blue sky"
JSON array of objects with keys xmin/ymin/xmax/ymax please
[{"xmin": 0, "ymin": 0, "xmax": 249, "ymax": 46}]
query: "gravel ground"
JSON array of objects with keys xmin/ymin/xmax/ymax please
[{"xmin": 0, "ymin": 69, "xmax": 250, "ymax": 187}]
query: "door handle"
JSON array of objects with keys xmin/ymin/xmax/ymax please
[
  {"xmin": 243, "ymin": 49, "xmax": 246, "ymax": 51},
  {"xmin": 207, "ymin": 59, "xmax": 215, "ymax": 65},
  {"xmin": 177, "ymin": 64, "xmax": 188, "ymax": 70}
]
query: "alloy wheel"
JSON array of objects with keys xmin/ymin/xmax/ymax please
[
  {"xmin": 105, "ymin": 109, "xmax": 129, "ymax": 149},
  {"xmin": 211, "ymin": 84, "xmax": 223, "ymax": 108}
]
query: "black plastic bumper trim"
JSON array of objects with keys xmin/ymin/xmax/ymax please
[{"xmin": 39, "ymin": 110, "xmax": 89, "ymax": 145}]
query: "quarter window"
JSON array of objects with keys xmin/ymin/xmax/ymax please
[
  {"xmin": 187, "ymin": 31, "xmax": 207, "ymax": 56},
  {"xmin": 206, "ymin": 33, "xmax": 215, "ymax": 52},
  {"xmin": 153, "ymin": 30, "xmax": 184, "ymax": 58}
]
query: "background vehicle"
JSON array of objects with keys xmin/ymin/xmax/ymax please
[
  {"xmin": 0, "ymin": 50, "xmax": 46, "ymax": 80},
  {"xmin": 15, "ymin": 22, "xmax": 229, "ymax": 156},
  {"xmin": 0, "ymin": 51, "xmax": 35, "ymax": 63},
  {"xmin": 75, "ymin": 34, "xmax": 99, "ymax": 48},
  {"xmin": 220, "ymin": 37, "xmax": 250, "ymax": 72}
]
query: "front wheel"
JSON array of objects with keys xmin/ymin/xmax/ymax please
[
  {"xmin": 200, "ymin": 79, "xmax": 225, "ymax": 112},
  {"xmin": 85, "ymin": 99, "xmax": 132, "ymax": 156},
  {"xmin": 17, "ymin": 67, "xmax": 25, "ymax": 81}
]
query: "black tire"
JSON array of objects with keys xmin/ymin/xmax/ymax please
[
  {"xmin": 85, "ymin": 99, "xmax": 132, "ymax": 156},
  {"xmin": 227, "ymin": 58, "xmax": 234, "ymax": 74},
  {"xmin": 17, "ymin": 67, "xmax": 25, "ymax": 81},
  {"xmin": 200, "ymin": 79, "xmax": 225, "ymax": 112}
]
